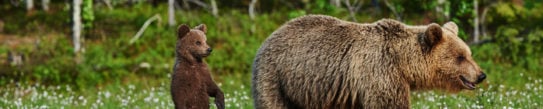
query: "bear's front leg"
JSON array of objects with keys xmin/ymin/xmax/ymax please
[
  {"xmin": 213, "ymin": 89, "xmax": 224, "ymax": 109},
  {"xmin": 363, "ymin": 82, "xmax": 410, "ymax": 109},
  {"xmin": 207, "ymin": 81, "xmax": 224, "ymax": 109}
]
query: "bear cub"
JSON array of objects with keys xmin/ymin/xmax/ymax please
[{"xmin": 171, "ymin": 24, "xmax": 224, "ymax": 109}]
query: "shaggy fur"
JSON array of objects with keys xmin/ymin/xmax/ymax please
[
  {"xmin": 171, "ymin": 24, "xmax": 224, "ymax": 109},
  {"xmin": 252, "ymin": 15, "xmax": 486, "ymax": 108}
]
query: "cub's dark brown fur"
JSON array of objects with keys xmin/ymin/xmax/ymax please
[{"xmin": 171, "ymin": 24, "xmax": 224, "ymax": 109}]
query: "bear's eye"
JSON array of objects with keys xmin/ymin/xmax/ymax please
[
  {"xmin": 456, "ymin": 55, "xmax": 465, "ymax": 63},
  {"xmin": 196, "ymin": 41, "xmax": 202, "ymax": 45}
]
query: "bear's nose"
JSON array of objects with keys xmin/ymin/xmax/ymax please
[
  {"xmin": 476, "ymin": 72, "xmax": 486, "ymax": 83},
  {"xmin": 207, "ymin": 48, "xmax": 213, "ymax": 53}
]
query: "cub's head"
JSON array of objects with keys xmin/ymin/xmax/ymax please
[
  {"xmin": 176, "ymin": 24, "xmax": 212, "ymax": 62},
  {"xmin": 420, "ymin": 22, "xmax": 486, "ymax": 92}
]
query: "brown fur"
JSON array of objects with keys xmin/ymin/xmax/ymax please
[
  {"xmin": 251, "ymin": 15, "xmax": 486, "ymax": 108},
  {"xmin": 171, "ymin": 24, "xmax": 224, "ymax": 109}
]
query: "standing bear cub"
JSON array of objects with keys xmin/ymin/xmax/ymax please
[
  {"xmin": 171, "ymin": 24, "xmax": 224, "ymax": 109},
  {"xmin": 252, "ymin": 15, "xmax": 486, "ymax": 108}
]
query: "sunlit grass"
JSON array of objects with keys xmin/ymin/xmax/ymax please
[
  {"xmin": 0, "ymin": 80, "xmax": 173, "ymax": 108},
  {"xmin": 0, "ymin": 73, "xmax": 253, "ymax": 109},
  {"xmin": 2, "ymin": 72, "xmax": 543, "ymax": 108},
  {"xmin": 411, "ymin": 73, "xmax": 543, "ymax": 109},
  {"xmin": 0, "ymin": 60, "xmax": 540, "ymax": 108}
]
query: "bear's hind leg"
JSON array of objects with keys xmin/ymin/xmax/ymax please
[{"xmin": 252, "ymin": 74, "xmax": 290, "ymax": 109}]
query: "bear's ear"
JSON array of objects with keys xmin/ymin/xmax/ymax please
[
  {"xmin": 177, "ymin": 24, "xmax": 190, "ymax": 39},
  {"xmin": 195, "ymin": 24, "xmax": 207, "ymax": 33},
  {"xmin": 443, "ymin": 22, "xmax": 458, "ymax": 35},
  {"xmin": 421, "ymin": 24, "xmax": 443, "ymax": 50}
]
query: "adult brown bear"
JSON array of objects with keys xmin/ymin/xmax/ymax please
[{"xmin": 252, "ymin": 15, "xmax": 486, "ymax": 109}]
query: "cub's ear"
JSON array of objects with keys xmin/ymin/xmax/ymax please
[
  {"xmin": 195, "ymin": 24, "xmax": 207, "ymax": 33},
  {"xmin": 178, "ymin": 24, "xmax": 190, "ymax": 39},
  {"xmin": 421, "ymin": 24, "xmax": 443, "ymax": 52},
  {"xmin": 443, "ymin": 22, "xmax": 458, "ymax": 35}
]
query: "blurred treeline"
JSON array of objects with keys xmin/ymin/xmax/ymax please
[{"xmin": 0, "ymin": 0, "xmax": 542, "ymax": 88}]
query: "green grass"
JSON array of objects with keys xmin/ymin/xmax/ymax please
[
  {"xmin": 0, "ymin": 78, "xmax": 176, "ymax": 108},
  {"xmin": 0, "ymin": 73, "xmax": 253, "ymax": 109},
  {"xmin": 1, "ymin": 64, "xmax": 543, "ymax": 108},
  {"xmin": 411, "ymin": 67, "xmax": 543, "ymax": 108}
]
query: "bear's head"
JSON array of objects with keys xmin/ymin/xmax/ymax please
[
  {"xmin": 420, "ymin": 22, "xmax": 486, "ymax": 92},
  {"xmin": 176, "ymin": 24, "xmax": 212, "ymax": 63}
]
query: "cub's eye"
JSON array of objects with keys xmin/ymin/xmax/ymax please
[
  {"xmin": 456, "ymin": 55, "xmax": 465, "ymax": 63},
  {"xmin": 196, "ymin": 41, "xmax": 202, "ymax": 45}
]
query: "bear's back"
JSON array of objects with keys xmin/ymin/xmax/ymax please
[
  {"xmin": 257, "ymin": 15, "xmax": 395, "ymax": 63},
  {"xmin": 252, "ymin": 15, "xmax": 422, "ymax": 108}
]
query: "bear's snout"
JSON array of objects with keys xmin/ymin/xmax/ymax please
[
  {"xmin": 207, "ymin": 48, "xmax": 213, "ymax": 53},
  {"xmin": 476, "ymin": 72, "xmax": 486, "ymax": 83}
]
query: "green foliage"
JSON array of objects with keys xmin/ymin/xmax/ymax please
[
  {"xmin": 191, "ymin": 10, "xmax": 282, "ymax": 74},
  {"xmin": 454, "ymin": 1, "xmax": 474, "ymax": 17},
  {"xmin": 308, "ymin": 0, "xmax": 339, "ymax": 14},
  {"xmin": 449, "ymin": 0, "xmax": 475, "ymax": 40},
  {"xmin": 82, "ymin": 0, "xmax": 95, "ymax": 28},
  {"xmin": 288, "ymin": 10, "xmax": 307, "ymax": 19},
  {"xmin": 387, "ymin": 0, "xmax": 439, "ymax": 20},
  {"xmin": 486, "ymin": 2, "xmax": 543, "ymax": 70},
  {"xmin": 0, "ymin": 5, "xmax": 70, "ymax": 34}
]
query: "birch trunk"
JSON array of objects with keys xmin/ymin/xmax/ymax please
[
  {"xmin": 73, "ymin": 0, "xmax": 82, "ymax": 54},
  {"xmin": 211, "ymin": 0, "xmax": 218, "ymax": 17},
  {"xmin": 249, "ymin": 0, "xmax": 258, "ymax": 20},
  {"xmin": 343, "ymin": 0, "xmax": 357, "ymax": 22},
  {"xmin": 42, "ymin": 0, "xmax": 49, "ymax": 11},
  {"xmin": 168, "ymin": 0, "xmax": 176, "ymax": 26},
  {"xmin": 26, "ymin": 0, "xmax": 34, "ymax": 11},
  {"xmin": 473, "ymin": 0, "xmax": 479, "ymax": 43},
  {"xmin": 331, "ymin": 0, "xmax": 341, "ymax": 7}
]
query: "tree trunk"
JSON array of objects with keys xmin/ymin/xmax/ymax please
[
  {"xmin": 130, "ymin": 14, "xmax": 162, "ymax": 44},
  {"xmin": 343, "ymin": 0, "xmax": 358, "ymax": 22},
  {"xmin": 187, "ymin": 0, "xmax": 209, "ymax": 9},
  {"xmin": 331, "ymin": 0, "xmax": 341, "ymax": 7},
  {"xmin": 41, "ymin": 0, "xmax": 49, "ymax": 11},
  {"xmin": 481, "ymin": 1, "xmax": 497, "ymax": 40},
  {"xmin": 73, "ymin": 0, "xmax": 82, "ymax": 54},
  {"xmin": 249, "ymin": 0, "xmax": 258, "ymax": 20},
  {"xmin": 182, "ymin": 0, "xmax": 190, "ymax": 9},
  {"xmin": 436, "ymin": 0, "xmax": 448, "ymax": 20},
  {"xmin": 383, "ymin": 0, "xmax": 401, "ymax": 21},
  {"xmin": 168, "ymin": 0, "xmax": 176, "ymax": 26},
  {"xmin": 473, "ymin": 0, "xmax": 479, "ymax": 43},
  {"xmin": 211, "ymin": 0, "xmax": 218, "ymax": 17},
  {"xmin": 26, "ymin": 0, "xmax": 34, "ymax": 11},
  {"xmin": 102, "ymin": 0, "xmax": 113, "ymax": 10}
]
